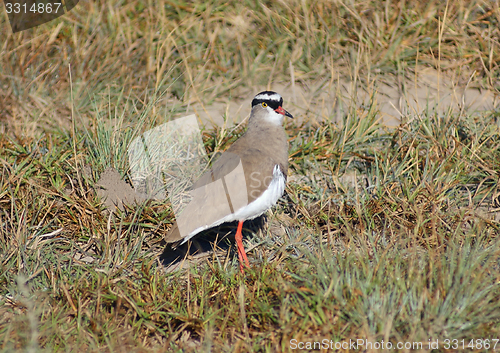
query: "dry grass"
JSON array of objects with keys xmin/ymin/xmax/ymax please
[{"xmin": 1, "ymin": 0, "xmax": 500, "ymax": 351}]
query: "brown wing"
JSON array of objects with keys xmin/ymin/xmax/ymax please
[
  {"xmin": 164, "ymin": 149, "xmax": 275, "ymax": 243},
  {"xmin": 165, "ymin": 124, "xmax": 288, "ymax": 243}
]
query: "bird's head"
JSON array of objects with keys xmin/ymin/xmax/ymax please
[{"xmin": 250, "ymin": 91, "xmax": 293, "ymax": 125}]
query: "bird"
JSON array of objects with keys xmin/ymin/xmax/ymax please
[{"xmin": 165, "ymin": 91, "xmax": 293, "ymax": 272}]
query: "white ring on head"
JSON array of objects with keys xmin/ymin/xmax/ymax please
[{"xmin": 254, "ymin": 92, "xmax": 282, "ymax": 102}]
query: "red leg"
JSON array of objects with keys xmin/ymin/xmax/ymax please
[{"xmin": 235, "ymin": 220, "xmax": 250, "ymax": 273}]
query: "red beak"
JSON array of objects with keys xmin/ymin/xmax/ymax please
[{"xmin": 275, "ymin": 106, "xmax": 293, "ymax": 118}]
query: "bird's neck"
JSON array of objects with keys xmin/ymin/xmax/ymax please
[
  {"xmin": 246, "ymin": 119, "xmax": 285, "ymax": 133},
  {"xmin": 244, "ymin": 120, "xmax": 288, "ymax": 153}
]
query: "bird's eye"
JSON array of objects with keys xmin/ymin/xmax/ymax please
[{"xmin": 262, "ymin": 102, "xmax": 268, "ymax": 108}]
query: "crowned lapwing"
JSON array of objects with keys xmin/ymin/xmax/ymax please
[{"xmin": 165, "ymin": 91, "xmax": 293, "ymax": 272}]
